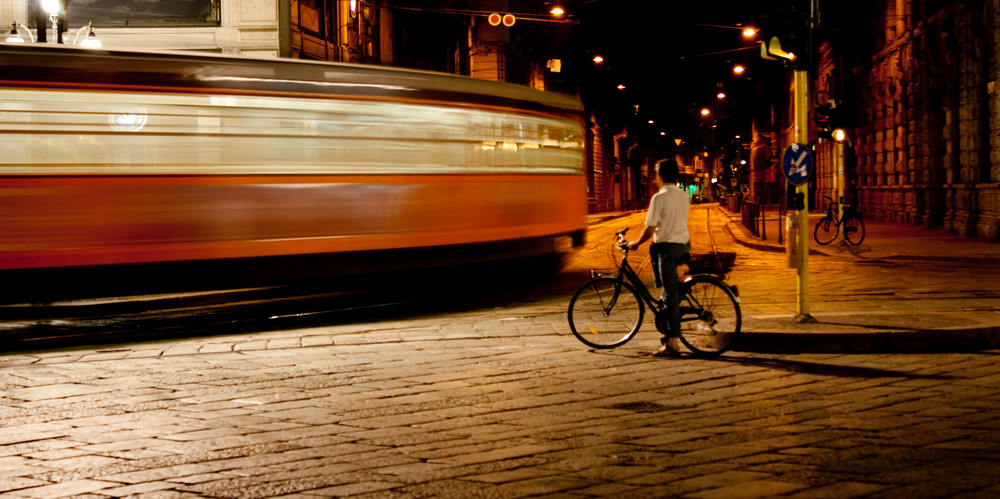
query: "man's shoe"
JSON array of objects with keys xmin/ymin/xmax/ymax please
[{"xmin": 651, "ymin": 344, "xmax": 681, "ymax": 357}]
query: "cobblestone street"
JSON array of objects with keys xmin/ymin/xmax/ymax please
[
  {"xmin": 4, "ymin": 318, "xmax": 1000, "ymax": 498},
  {"xmin": 2, "ymin": 206, "xmax": 1000, "ymax": 498}
]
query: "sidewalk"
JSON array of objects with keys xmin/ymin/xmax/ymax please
[
  {"xmin": 711, "ymin": 204, "xmax": 1000, "ymax": 353},
  {"xmin": 716, "ymin": 204, "xmax": 1000, "ymax": 265}
]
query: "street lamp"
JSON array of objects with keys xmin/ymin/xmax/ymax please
[
  {"xmin": 5, "ymin": 22, "xmax": 35, "ymax": 43},
  {"xmin": 41, "ymin": 0, "xmax": 62, "ymax": 43},
  {"xmin": 5, "ymin": 19, "xmax": 101, "ymax": 47},
  {"xmin": 72, "ymin": 22, "xmax": 101, "ymax": 48}
]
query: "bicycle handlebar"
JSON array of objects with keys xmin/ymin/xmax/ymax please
[{"xmin": 615, "ymin": 228, "xmax": 630, "ymax": 253}]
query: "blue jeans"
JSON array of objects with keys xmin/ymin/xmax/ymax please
[{"xmin": 650, "ymin": 241, "xmax": 690, "ymax": 341}]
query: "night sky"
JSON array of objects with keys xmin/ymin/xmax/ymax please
[{"xmin": 560, "ymin": 0, "xmax": 800, "ymax": 143}]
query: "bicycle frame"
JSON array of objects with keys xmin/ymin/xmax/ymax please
[
  {"xmin": 825, "ymin": 202, "xmax": 841, "ymax": 225},
  {"xmin": 824, "ymin": 196, "xmax": 857, "ymax": 227},
  {"xmin": 600, "ymin": 245, "xmax": 722, "ymax": 329},
  {"xmin": 593, "ymin": 252, "xmax": 660, "ymax": 314}
]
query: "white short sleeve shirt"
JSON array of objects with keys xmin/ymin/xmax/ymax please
[{"xmin": 645, "ymin": 184, "xmax": 690, "ymax": 244}]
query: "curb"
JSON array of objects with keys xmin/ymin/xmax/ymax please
[{"xmin": 737, "ymin": 326, "xmax": 1000, "ymax": 354}]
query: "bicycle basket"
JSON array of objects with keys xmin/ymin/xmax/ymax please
[{"xmin": 687, "ymin": 252, "xmax": 736, "ymax": 274}]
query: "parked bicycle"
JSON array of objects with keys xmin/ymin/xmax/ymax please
[
  {"xmin": 814, "ymin": 196, "xmax": 866, "ymax": 245},
  {"xmin": 567, "ymin": 229, "xmax": 742, "ymax": 357}
]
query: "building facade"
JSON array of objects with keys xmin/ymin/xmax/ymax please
[
  {"xmin": 746, "ymin": 0, "xmax": 999, "ymax": 241},
  {"xmin": 815, "ymin": 0, "xmax": 1000, "ymax": 240}
]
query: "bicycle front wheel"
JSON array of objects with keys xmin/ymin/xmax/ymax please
[
  {"xmin": 814, "ymin": 216, "xmax": 837, "ymax": 245},
  {"xmin": 844, "ymin": 215, "xmax": 866, "ymax": 245},
  {"xmin": 677, "ymin": 275, "xmax": 742, "ymax": 357},
  {"xmin": 568, "ymin": 277, "xmax": 644, "ymax": 349}
]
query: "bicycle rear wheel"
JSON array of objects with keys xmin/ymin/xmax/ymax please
[
  {"xmin": 843, "ymin": 215, "xmax": 866, "ymax": 245},
  {"xmin": 568, "ymin": 277, "xmax": 644, "ymax": 349},
  {"xmin": 677, "ymin": 275, "xmax": 742, "ymax": 357},
  {"xmin": 814, "ymin": 216, "xmax": 837, "ymax": 245}
]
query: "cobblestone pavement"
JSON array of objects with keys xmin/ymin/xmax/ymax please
[{"xmin": 2, "ymin": 207, "xmax": 1000, "ymax": 498}]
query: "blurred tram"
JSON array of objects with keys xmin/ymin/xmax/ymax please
[{"xmin": 0, "ymin": 45, "xmax": 586, "ymax": 302}]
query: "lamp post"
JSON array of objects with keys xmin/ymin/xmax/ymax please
[
  {"xmin": 834, "ymin": 129, "xmax": 847, "ymax": 244},
  {"xmin": 72, "ymin": 22, "xmax": 101, "ymax": 48},
  {"xmin": 5, "ymin": 17, "xmax": 101, "ymax": 47},
  {"xmin": 40, "ymin": 0, "xmax": 62, "ymax": 43},
  {"xmin": 5, "ymin": 22, "xmax": 36, "ymax": 43},
  {"xmin": 759, "ymin": 9, "xmax": 815, "ymax": 323}
]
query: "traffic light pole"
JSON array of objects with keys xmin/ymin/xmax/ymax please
[
  {"xmin": 792, "ymin": 69, "xmax": 814, "ymax": 323},
  {"xmin": 761, "ymin": 0, "xmax": 818, "ymax": 323}
]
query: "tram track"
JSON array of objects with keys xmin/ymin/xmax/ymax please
[
  {"xmin": 0, "ymin": 285, "xmax": 393, "ymax": 351},
  {"xmin": 0, "ymin": 257, "xmax": 575, "ymax": 352}
]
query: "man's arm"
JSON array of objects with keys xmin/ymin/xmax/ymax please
[{"xmin": 627, "ymin": 225, "xmax": 655, "ymax": 250}]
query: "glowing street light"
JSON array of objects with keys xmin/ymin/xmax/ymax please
[
  {"xmin": 550, "ymin": 6, "xmax": 565, "ymax": 16},
  {"xmin": 73, "ymin": 22, "xmax": 101, "ymax": 48},
  {"xmin": 700, "ymin": 108, "xmax": 711, "ymax": 116},
  {"xmin": 5, "ymin": 22, "xmax": 33, "ymax": 43},
  {"xmin": 41, "ymin": 0, "xmax": 62, "ymax": 43},
  {"xmin": 592, "ymin": 55, "xmax": 604, "ymax": 64},
  {"xmin": 733, "ymin": 65, "xmax": 746, "ymax": 75},
  {"xmin": 717, "ymin": 92, "xmax": 726, "ymax": 100},
  {"xmin": 617, "ymin": 84, "xmax": 626, "ymax": 90},
  {"xmin": 742, "ymin": 27, "xmax": 758, "ymax": 38}
]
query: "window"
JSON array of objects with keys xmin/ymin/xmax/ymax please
[{"xmin": 64, "ymin": 0, "xmax": 220, "ymax": 27}]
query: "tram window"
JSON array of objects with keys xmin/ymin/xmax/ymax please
[{"xmin": 65, "ymin": 0, "xmax": 220, "ymax": 27}]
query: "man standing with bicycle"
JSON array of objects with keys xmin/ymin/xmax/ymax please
[{"xmin": 628, "ymin": 159, "xmax": 691, "ymax": 357}]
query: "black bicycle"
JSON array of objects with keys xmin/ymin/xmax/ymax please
[
  {"xmin": 814, "ymin": 196, "xmax": 866, "ymax": 245},
  {"xmin": 567, "ymin": 229, "xmax": 742, "ymax": 357}
]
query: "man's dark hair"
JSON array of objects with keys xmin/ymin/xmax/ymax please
[{"xmin": 657, "ymin": 159, "xmax": 679, "ymax": 183}]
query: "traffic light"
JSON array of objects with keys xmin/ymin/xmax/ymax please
[
  {"xmin": 814, "ymin": 102, "xmax": 833, "ymax": 139},
  {"xmin": 814, "ymin": 101, "xmax": 846, "ymax": 140}
]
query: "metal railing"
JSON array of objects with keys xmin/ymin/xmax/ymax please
[
  {"xmin": 733, "ymin": 198, "xmax": 786, "ymax": 244},
  {"xmin": 741, "ymin": 201, "xmax": 762, "ymax": 238}
]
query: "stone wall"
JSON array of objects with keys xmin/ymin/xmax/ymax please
[{"xmin": 850, "ymin": 0, "xmax": 999, "ymax": 240}]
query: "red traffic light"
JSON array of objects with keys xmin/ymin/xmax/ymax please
[{"xmin": 488, "ymin": 13, "xmax": 515, "ymax": 27}]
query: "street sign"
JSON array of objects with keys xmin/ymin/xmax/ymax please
[{"xmin": 782, "ymin": 143, "xmax": 813, "ymax": 185}]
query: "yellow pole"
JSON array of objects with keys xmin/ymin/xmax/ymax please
[
  {"xmin": 793, "ymin": 69, "xmax": 813, "ymax": 322},
  {"xmin": 836, "ymin": 140, "xmax": 845, "ymax": 244}
]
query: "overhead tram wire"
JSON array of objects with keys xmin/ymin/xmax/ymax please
[{"xmin": 389, "ymin": 6, "xmax": 577, "ymax": 24}]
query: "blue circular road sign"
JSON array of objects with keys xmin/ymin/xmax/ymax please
[{"xmin": 782, "ymin": 143, "xmax": 813, "ymax": 185}]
